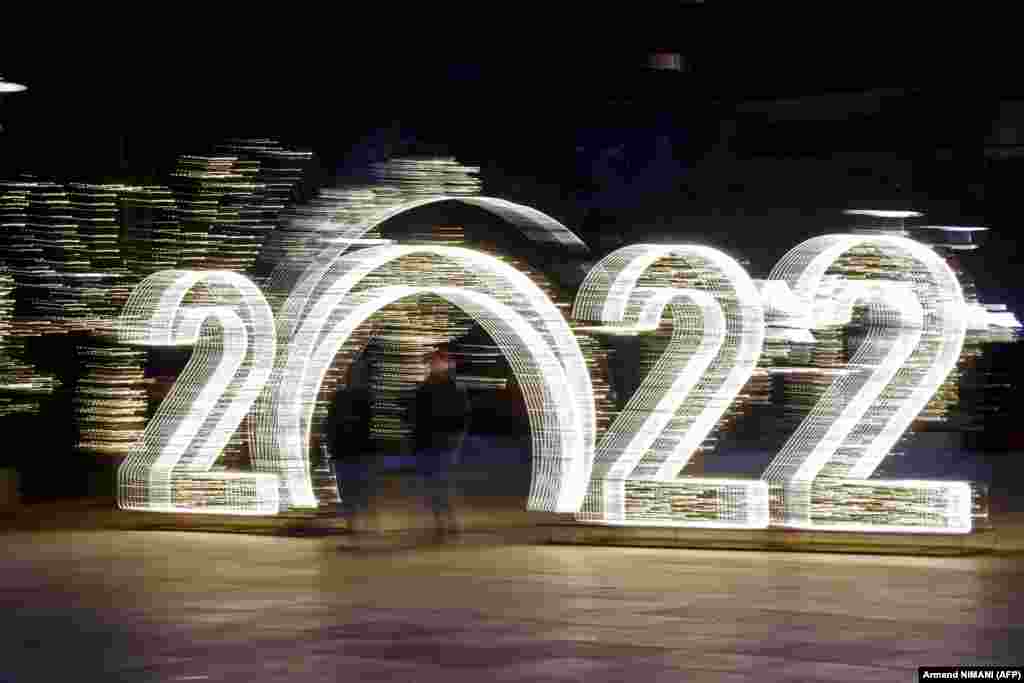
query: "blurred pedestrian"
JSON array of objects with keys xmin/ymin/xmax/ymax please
[
  {"xmin": 327, "ymin": 359, "xmax": 377, "ymax": 538},
  {"xmin": 413, "ymin": 346, "xmax": 470, "ymax": 542}
]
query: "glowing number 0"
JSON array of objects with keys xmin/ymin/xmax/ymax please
[{"xmin": 253, "ymin": 244, "xmax": 596, "ymax": 513}]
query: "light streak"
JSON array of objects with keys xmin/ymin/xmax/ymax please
[
  {"xmin": 0, "ymin": 261, "xmax": 57, "ymax": 406},
  {"xmin": 0, "ymin": 77, "xmax": 26, "ymax": 93},
  {"xmin": 843, "ymin": 209, "xmax": 923, "ymax": 219},
  {"xmin": 265, "ymin": 195, "xmax": 588, "ymax": 343}
]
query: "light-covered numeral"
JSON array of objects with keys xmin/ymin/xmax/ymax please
[
  {"xmin": 573, "ymin": 245, "xmax": 769, "ymax": 528},
  {"xmin": 761, "ymin": 235, "xmax": 972, "ymax": 532},
  {"xmin": 111, "ymin": 191, "xmax": 1010, "ymax": 532},
  {"xmin": 254, "ymin": 196, "xmax": 596, "ymax": 513},
  {"xmin": 256, "ymin": 244, "xmax": 596, "ymax": 513},
  {"xmin": 116, "ymin": 270, "xmax": 278, "ymax": 515}
]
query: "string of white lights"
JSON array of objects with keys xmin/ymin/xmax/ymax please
[
  {"xmin": 573, "ymin": 244, "xmax": 769, "ymax": 528},
  {"xmin": 116, "ymin": 270, "xmax": 278, "ymax": 515},
  {"xmin": 306, "ymin": 285, "xmax": 580, "ymax": 508},
  {"xmin": 265, "ymin": 195, "xmax": 588, "ymax": 344},
  {"xmin": 255, "ymin": 245, "xmax": 595, "ymax": 513},
  {"xmin": 252, "ymin": 192, "xmax": 593, "ymax": 512},
  {"xmin": 106, "ymin": 201, "xmax": 1001, "ymax": 528},
  {"xmin": 761, "ymin": 234, "xmax": 972, "ymax": 532}
]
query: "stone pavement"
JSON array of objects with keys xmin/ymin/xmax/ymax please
[
  {"xmin": 2, "ymin": 528, "xmax": 1022, "ymax": 681},
  {"xmin": 6, "ymin": 443, "xmax": 1024, "ymax": 555},
  {"xmin": 3, "ymin": 473, "xmax": 1024, "ymax": 556}
]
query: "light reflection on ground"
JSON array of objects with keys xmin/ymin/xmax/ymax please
[{"xmin": 2, "ymin": 530, "xmax": 1021, "ymax": 681}]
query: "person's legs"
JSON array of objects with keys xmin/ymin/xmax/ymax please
[
  {"xmin": 338, "ymin": 468, "xmax": 356, "ymax": 529},
  {"xmin": 433, "ymin": 448, "xmax": 460, "ymax": 538},
  {"xmin": 417, "ymin": 448, "xmax": 445, "ymax": 541},
  {"xmin": 338, "ymin": 460, "xmax": 371, "ymax": 534},
  {"xmin": 446, "ymin": 444, "xmax": 464, "ymax": 534},
  {"xmin": 429, "ymin": 473, "xmax": 453, "ymax": 533},
  {"xmin": 357, "ymin": 458, "xmax": 378, "ymax": 533}
]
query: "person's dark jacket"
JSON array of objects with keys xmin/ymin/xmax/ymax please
[
  {"xmin": 413, "ymin": 376, "xmax": 470, "ymax": 468},
  {"xmin": 326, "ymin": 385, "xmax": 374, "ymax": 464}
]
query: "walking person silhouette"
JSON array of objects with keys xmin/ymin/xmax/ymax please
[
  {"xmin": 413, "ymin": 346, "xmax": 470, "ymax": 543},
  {"xmin": 327, "ymin": 358, "xmax": 378, "ymax": 540}
]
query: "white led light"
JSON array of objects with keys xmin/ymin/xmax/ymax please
[
  {"xmin": 964, "ymin": 302, "xmax": 1023, "ymax": 331},
  {"xmin": 264, "ymin": 195, "xmax": 588, "ymax": 342},
  {"xmin": 916, "ymin": 225, "xmax": 989, "ymax": 232},
  {"xmin": 116, "ymin": 270, "xmax": 278, "ymax": 515},
  {"xmin": 0, "ymin": 77, "xmax": 27, "ymax": 93},
  {"xmin": 105, "ymin": 185, "xmax": 1007, "ymax": 532},
  {"xmin": 844, "ymin": 209, "xmax": 923, "ymax": 219},
  {"xmin": 760, "ymin": 234, "xmax": 971, "ymax": 533},
  {"xmin": 255, "ymin": 244, "xmax": 595, "ymax": 513},
  {"xmin": 574, "ymin": 245, "xmax": 769, "ymax": 528},
  {"xmin": 253, "ymin": 193, "xmax": 595, "ymax": 513},
  {"xmin": 0, "ymin": 268, "xmax": 58, "ymax": 397}
]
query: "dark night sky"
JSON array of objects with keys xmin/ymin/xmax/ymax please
[
  {"xmin": 2, "ymin": 30, "xmax": 1019, "ymax": 288},
  {"xmin": 3, "ymin": 26, "xmax": 1011, "ymax": 174}
]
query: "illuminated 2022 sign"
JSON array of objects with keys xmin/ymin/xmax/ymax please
[{"xmin": 114, "ymin": 197, "xmax": 1015, "ymax": 534}]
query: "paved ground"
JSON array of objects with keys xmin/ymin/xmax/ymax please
[{"xmin": 2, "ymin": 530, "xmax": 1022, "ymax": 682}]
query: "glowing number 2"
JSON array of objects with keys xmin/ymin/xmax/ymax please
[
  {"xmin": 573, "ymin": 245, "xmax": 770, "ymax": 528},
  {"xmin": 761, "ymin": 235, "xmax": 972, "ymax": 532},
  {"xmin": 116, "ymin": 270, "xmax": 279, "ymax": 515}
]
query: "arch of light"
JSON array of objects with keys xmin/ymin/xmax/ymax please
[
  {"xmin": 110, "ymin": 195, "xmax": 1019, "ymax": 532},
  {"xmin": 263, "ymin": 196, "xmax": 588, "ymax": 340},
  {"xmin": 254, "ymin": 244, "xmax": 596, "ymax": 513},
  {"xmin": 253, "ymin": 196, "xmax": 595, "ymax": 509}
]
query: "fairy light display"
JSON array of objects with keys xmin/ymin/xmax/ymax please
[
  {"xmin": 256, "ymin": 158, "xmax": 485, "ymax": 501},
  {"xmin": 573, "ymin": 245, "xmax": 769, "ymax": 528},
  {"xmin": 259, "ymin": 190, "xmax": 590, "ymax": 459},
  {"xmin": 260, "ymin": 158, "xmax": 484, "ymax": 311},
  {"xmin": 0, "ymin": 269, "xmax": 55, "ymax": 405},
  {"xmin": 0, "ymin": 182, "xmax": 59, "ymax": 402},
  {"xmin": 206, "ymin": 140, "xmax": 315, "ymax": 274},
  {"xmin": 105, "ymin": 212, "xmax": 1015, "ymax": 528},
  {"xmin": 256, "ymin": 244, "xmax": 595, "ymax": 513},
  {"xmin": 116, "ymin": 270, "xmax": 278, "ymax": 514},
  {"xmin": 265, "ymin": 196, "xmax": 586, "ymax": 346},
  {"xmin": 253, "ymin": 156, "xmax": 592, "ymax": 508},
  {"xmin": 0, "ymin": 271, "xmax": 13, "ymax": 376},
  {"xmin": 73, "ymin": 344, "xmax": 149, "ymax": 456},
  {"xmin": 760, "ymin": 235, "xmax": 975, "ymax": 532},
  {"xmin": 3, "ymin": 146, "xmax": 1020, "ymax": 533},
  {"xmin": 120, "ymin": 186, "xmax": 183, "ymax": 280},
  {"xmin": 8, "ymin": 142, "xmax": 317, "ymax": 462},
  {"xmin": 914, "ymin": 227, "xmax": 1020, "ymax": 441}
]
